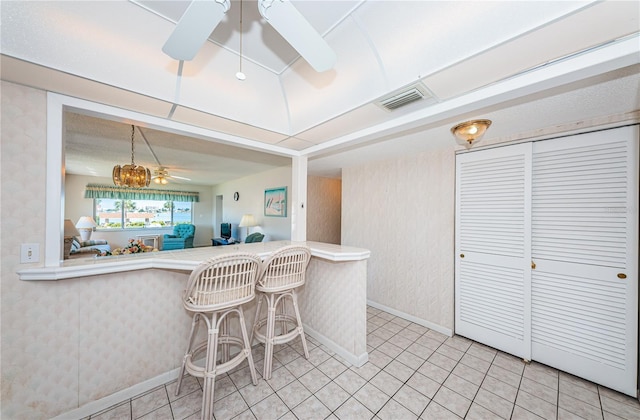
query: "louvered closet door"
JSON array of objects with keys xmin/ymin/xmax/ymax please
[
  {"xmin": 531, "ymin": 126, "xmax": 638, "ymax": 396},
  {"xmin": 455, "ymin": 143, "xmax": 532, "ymax": 359}
]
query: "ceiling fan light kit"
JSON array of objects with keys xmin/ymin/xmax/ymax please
[
  {"xmin": 153, "ymin": 168, "xmax": 170, "ymax": 185},
  {"xmin": 163, "ymin": 0, "xmax": 336, "ymax": 73},
  {"xmin": 151, "ymin": 166, "xmax": 191, "ymax": 185}
]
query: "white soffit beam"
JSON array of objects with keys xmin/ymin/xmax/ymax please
[
  {"xmin": 1, "ymin": 1, "xmax": 179, "ymax": 100},
  {"xmin": 303, "ymin": 35, "xmax": 640, "ymax": 157},
  {"xmin": 423, "ymin": 1, "xmax": 640, "ymax": 100},
  {"xmin": 170, "ymin": 106, "xmax": 290, "ymax": 145},
  {"xmin": 297, "ymin": 94, "xmax": 437, "ymax": 144},
  {"xmin": 0, "ymin": 56, "xmax": 174, "ymax": 119},
  {"xmin": 296, "ymin": 102, "xmax": 392, "ymax": 144},
  {"xmin": 308, "ymin": 69, "xmax": 640, "ymax": 176},
  {"xmin": 275, "ymin": 137, "xmax": 318, "ymax": 151}
]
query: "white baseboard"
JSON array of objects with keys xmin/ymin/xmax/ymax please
[
  {"xmin": 303, "ymin": 323, "xmax": 368, "ymax": 367},
  {"xmin": 367, "ymin": 300, "xmax": 453, "ymax": 337},
  {"xmin": 55, "ymin": 325, "xmax": 369, "ymax": 419},
  {"xmin": 52, "ymin": 368, "xmax": 181, "ymax": 420}
]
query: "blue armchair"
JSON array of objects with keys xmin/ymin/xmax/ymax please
[
  {"xmin": 163, "ymin": 224, "xmax": 195, "ymax": 250},
  {"xmin": 244, "ymin": 232, "xmax": 264, "ymax": 243}
]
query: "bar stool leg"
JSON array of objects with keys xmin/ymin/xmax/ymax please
[
  {"xmin": 220, "ymin": 316, "xmax": 230, "ymax": 364},
  {"xmin": 176, "ymin": 313, "xmax": 201, "ymax": 396},
  {"xmin": 263, "ymin": 294, "xmax": 277, "ymax": 380},
  {"xmin": 201, "ymin": 313, "xmax": 219, "ymax": 420},
  {"xmin": 277, "ymin": 297, "xmax": 288, "ymax": 336},
  {"xmin": 291, "ymin": 290, "xmax": 310, "ymax": 359},
  {"xmin": 250, "ymin": 293, "xmax": 264, "ymax": 346},
  {"xmin": 238, "ymin": 306, "xmax": 258, "ymax": 385}
]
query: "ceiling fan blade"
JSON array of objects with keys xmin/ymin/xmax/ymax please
[
  {"xmin": 170, "ymin": 175, "xmax": 192, "ymax": 181},
  {"xmin": 162, "ymin": 0, "xmax": 230, "ymax": 61},
  {"xmin": 258, "ymin": 0, "xmax": 336, "ymax": 72}
]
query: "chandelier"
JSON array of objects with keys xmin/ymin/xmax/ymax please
[{"xmin": 112, "ymin": 125, "xmax": 151, "ymax": 188}]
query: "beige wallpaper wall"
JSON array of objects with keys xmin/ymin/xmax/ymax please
[
  {"xmin": 0, "ymin": 82, "xmax": 195, "ymax": 418},
  {"xmin": 1, "ymin": 80, "xmax": 59, "ymax": 417},
  {"xmin": 342, "ymin": 147, "xmax": 456, "ymax": 331},
  {"xmin": 307, "ymin": 176, "xmax": 341, "ymax": 244},
  {"xmin": 212, "ymin": 166, "xmax": 292, "ymax": 241}
]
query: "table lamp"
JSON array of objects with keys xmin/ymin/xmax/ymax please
[
  {"xmin": 239, "ymin": 214, "xmax": 257, "ymax": 241},
  {"xmin": 76, "ymin": 216, "xmax": 97, "ymax": 241}
]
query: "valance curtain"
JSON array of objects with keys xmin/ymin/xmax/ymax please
[{"xmin": 84, "ymin": 184, "xmax": 199, "ymax": 202}]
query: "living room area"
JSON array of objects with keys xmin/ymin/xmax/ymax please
[
  {"xmin": 62, "ymin": 109, "xmax": 342, "ymax": 258},
  {"xmin": 63, "ymin": 143, "xmax": 342, "ymax": 258}
]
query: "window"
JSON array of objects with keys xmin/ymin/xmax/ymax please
[{"xmin": 94, "ymin": 198, "xmax": 192, "ymax": 230}]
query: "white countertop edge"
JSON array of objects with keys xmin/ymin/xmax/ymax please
[{"xmin": 17, "ymin": 241, "xmax": 370, "ymax": 281}]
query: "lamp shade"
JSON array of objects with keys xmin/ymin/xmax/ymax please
[
  {"xmin": 76, "ymin": 216, "xmax": 97, "ymax": 229},
  {"xmin": 76, "ymin": 216, "xmax": 97, "ymax": 241},
  {"xmin": 239, "ymin": 214, "xmax": 257, "ymax": 228},
  {"xmin": 64, "ymin": 219, "xmax": 80, "ymax": 237}
]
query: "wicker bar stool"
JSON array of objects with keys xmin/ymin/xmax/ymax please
[
  {"xmin": 251, "ymin": 245, "xmax": 312, "ymax": 379},
  {"xmin": 176, "ymin": 253, "xmax": 262, "ymax": 420}
]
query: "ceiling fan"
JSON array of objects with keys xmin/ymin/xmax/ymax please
[
  {"xmin": 136, "ymin": 127, "xmax": 192, "ymax": 185},
  {"xmin": 162, "ymin": 0, "xmax": 337, "ymax": 72},
  {"xmin": 152, "ymin": 167, "xmax": 191, "ymax": 185}
]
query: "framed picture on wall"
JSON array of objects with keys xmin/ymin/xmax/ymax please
[{"xmin": 264, "ymin": 187, "xmax": 287, "ymax": 217}]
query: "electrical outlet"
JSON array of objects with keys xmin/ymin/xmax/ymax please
[{"xmin": 20, "ymin": 243, "xmax": 40, "ymax": 263}]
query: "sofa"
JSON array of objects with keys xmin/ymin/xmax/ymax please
[
  {"xmin": 69, "ymin": 238, "xmax": 111, "ymax": 255},
  {"xmin": 163, "ymin": 224, "xmax": 195, "ymax": 250}
]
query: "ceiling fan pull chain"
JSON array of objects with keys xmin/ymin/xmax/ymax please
[{"xmin": 236, "ymin": 0, "xmax": 246, "ymax": 80}]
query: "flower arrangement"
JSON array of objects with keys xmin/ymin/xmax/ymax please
[{"xmin": 99, "ymin": 239, "xmax": 158, "ymax": 256}]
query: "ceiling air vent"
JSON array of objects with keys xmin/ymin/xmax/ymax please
[{"xmin": 376, "ymin": 83, "xmax": 430, "ymax": 111}]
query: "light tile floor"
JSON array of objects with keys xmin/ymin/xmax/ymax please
[{"xmin": 88, "ymin": 306, "xmax": 640, "ymax": 420}]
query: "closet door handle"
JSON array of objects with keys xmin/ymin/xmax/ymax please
[
  {"xmin": 531, "ymin": 261, "xmax": 536, "ymax": 270},
  {"xmin": 460, "ymin": 254, "xmax": 465, "ymax": 258},
  {"xmin": 618, "ymin": 273, "xmax": 627, "ymax": 279}
]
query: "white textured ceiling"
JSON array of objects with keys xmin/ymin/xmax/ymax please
[{"xmin": 0, "ymin": 0, "xmax": 639, "ymax": 184}]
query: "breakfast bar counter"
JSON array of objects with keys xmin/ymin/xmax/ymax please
[
  {"xmin": 18, "ymin": 240, "xmax": 370, "ymax": 281},
  {"xmin": 17, "ymin": 241, "xmax": 370, "ymax": 417}
]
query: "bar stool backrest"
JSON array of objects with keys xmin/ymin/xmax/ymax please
[
  {"xmin": 257, "ymin": 245, "xmax": 311, "ymax": 293},
  {"xmin": 183, "ymin": 253, "xmax": 262, "ymax": 312}
]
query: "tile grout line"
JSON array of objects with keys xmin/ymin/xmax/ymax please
[{"xmin": 89, "ymin": 307, "xmax": 639, "ymax": 420}]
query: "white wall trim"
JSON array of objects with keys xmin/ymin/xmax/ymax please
[
  {"xmin": 44, "ymin": 92, "xmax": 301, "ymax": 268},
  {"xmin": 303, "ymin": 324, "xmax": 368, "ymax": 367},
  {"xmin": 45, "ymin": 93, "xmax": 65, "ymax": 266},
  {"xmin": 52, "ymin": 320, "xmax": 369, "ymax": 420},
  {"xmin": 291, "ymin": 155, "xmax": 308, "ymax": 241},
  {"xmin": 52, "ymin": 368, "xmax": 181, "ymax": 420},
  {"xmin": 367, "ymin": 300, "xmax": 453, "ymax": 337}
]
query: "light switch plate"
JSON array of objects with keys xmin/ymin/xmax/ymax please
[{"xmin": 20, "ymin": 243, "xmax": 40, "ymax": 263}]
